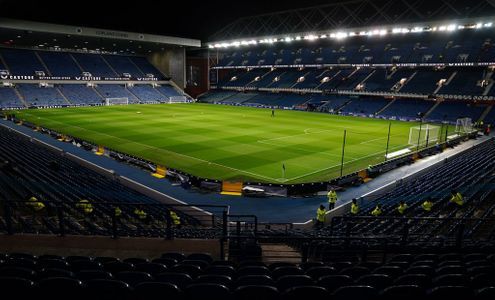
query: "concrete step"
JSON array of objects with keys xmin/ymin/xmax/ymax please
[{"xmin": 261, "ymin": 243, "xmax": 302, "ymax": 263}]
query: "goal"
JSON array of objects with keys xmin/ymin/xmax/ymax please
[
  {"xmin": 165, "ymin": 96, "xmax": 190, "ymax": 104},
  {"xmin": 409, "ymin": 124, "xmax": 440, "ymax": 147},
  {"xmin": 455, "ymin": 117, "xmax": 473, "ymax": 134},
  {"xmin": 105, "ymin": 97, "xmax": 129, "ymax": 106}
]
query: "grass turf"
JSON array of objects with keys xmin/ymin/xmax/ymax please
[{"xmin": 14, "ymin": 103, "xmax": 434, "ymax": 184}]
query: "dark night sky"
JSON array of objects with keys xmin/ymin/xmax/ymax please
[{"xmin": 0, "ymin": 0, "xmax": 333, "ymax": 40}]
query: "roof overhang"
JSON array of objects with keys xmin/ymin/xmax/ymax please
[
  {"xmin": 0, "ymin": 18, "xmax": 201, "ymax": 54},
  {"xmin": 207, "ymin": 16, "xmax": 495, "ymax": 50}
]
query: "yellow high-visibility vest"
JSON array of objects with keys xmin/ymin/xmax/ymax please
[
  {"xmin": 450, "ymin": 193, "xmax": 464, "ymax": 206},
  {"xmin": 316, "ymin": 208, "xmax": 326, "ymax": 222},
  {"xmin": 422, "ymin": 201, "xmax": 433, "ymax": 212},
  {"xmin": 170, "ymin": 211, "xmax": 181, "ymax": 225},
  {"xmin": 328, "ymin": 191, "xmax": 337, "ymax": 203},
  {"xmin": 134, "ymin": 209, "xmax": 147, "ymax": 219},
  {"xmin": 351, "ymin": 203, "xmax": 359, "ymax": 214},
  {"xmin": 371, "ymin": 207, "xmax": 382, "ymax": 216},
  {"xmin": 398, "ymin": 203, "xmax": 408, "ymax": 214},
  {"xmin": 77, "ymin": 200, "xmax": 93, "ymax": 214},
  {"xmin": 114, "ymin": 207, "xmax": 122, "ymax": 217},
  {"xmin": 27, "ymin": 196, "xmax": 45, "ymax": 211}
]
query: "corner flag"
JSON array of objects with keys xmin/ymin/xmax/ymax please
[{"xmin": 282, "ymin": 163, "xmax": 286, "ymax": 178}]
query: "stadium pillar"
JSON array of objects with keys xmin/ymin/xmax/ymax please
[
  {"xmin": 425, "ymin": 125, "xmax": 430, "ymax": 148},
  {"xmin": 57, "ymin": 207, "xmax": 65, "ymax": 237},
  {"xmin": 165, "ymin": 213, "xmax": 173, "ymax": 240},
  {"xmin": 384, "ymin": 122, "xmax": 392, "ymax": 161},
  {"xmin": 456, "ymin": 222, "xmax": 465, "ymax": 249},
  {"xmin": 111, "ymin": 214, "xmax": 118, "ymax": 239},
  {"xmin": 416, "ymin": 119, "xmax": 423, "ymax": 151},
  {"xmin": 445, "ymin": 124, "xmax": 449, "ymax": 144},
  {"xmin": 3, "ymin": 201, "xmax": 13, "ymax": 235},
  {"xmin": 340, "ymin": 130, "xmax": 347, "ymax": 177}
]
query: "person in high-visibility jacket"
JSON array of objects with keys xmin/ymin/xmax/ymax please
[
  {"xmin": 134, "ymin": 206, "xmax": 147, "ymax": 220},
  {"xmin": 76, "ymin": 199, "xmax": 93, "ymax": 214},
  {"xmin": 315, "ymin": 205, "xmax": 326, "ymax": 229},
  {"xmin": 397, "ymin": 201, "xmax": 408, "ymax": 215},
  {"xmin": 327, "ymin": 189, "xmax": 338, "ymax": 210},
  {"xmin": 114, "ymin": 206, "xmax": 122, "ymax": 217},
  {"xmin": 450, "ymin": 190, "xmax": 464, "ymax": 206},
  {"xmin": 371, "ymin": 204, "xmax": 383, "ymax": 216},
  {"xmin": 422, "ymin": 197, "xmax": 434, "ymax": 212},
  {"xmin": 351, "ymin": 198, "xmax": 360, "ymax": 215},
  {"xmin": 27, "ymin": 196, "xmax": 45, "ymax": 212},
  {"xmin": 170, "ymin": 211, "xmax": 181, "ymax": 228}
]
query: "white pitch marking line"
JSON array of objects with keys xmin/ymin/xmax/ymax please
[
  {"xmin": 359, "ymin": 134, "xmax": 404, "ymax": 145},
  {"xmin": 285, "ymin": 143, "xmax": 409, "ymax": 182},
  {"xmin": 20, "ymin": 111, "xmax": 281, "ymax": 182},
  {"xmin": 257, "ymin": 139, "xmax": 359, "ymax": 160}
]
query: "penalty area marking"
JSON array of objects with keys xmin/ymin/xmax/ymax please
[{"xmin": 284, "ymin": 143, "xmax": 409, "ymax": 182}]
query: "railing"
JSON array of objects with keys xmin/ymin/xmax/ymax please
[{"xmin": 0, "ymin": 200, "xmax": 228, "ymax": 240}]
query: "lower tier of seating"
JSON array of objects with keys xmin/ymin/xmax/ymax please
[
  {"xmin": 200, "ymin": 91, "xmax": 495, "ymax": 124},
  {"xmin": 0, "ymin": 84, "xmax": 186, "ymax": 108}
]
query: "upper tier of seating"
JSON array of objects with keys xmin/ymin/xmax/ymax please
[
  {"xmin": 215, "ymin": 67, "xmax": 492, "ymax": 97},
  {"xmin": 0, "ymin": 48, "xmax": 165, "ymax": 79},
  {"xmin": 216, "ymin": 29, "xmax": 495, "ymax": 67}
]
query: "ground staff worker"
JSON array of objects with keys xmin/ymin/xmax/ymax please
[
  {"xmin": 77, "ymin": 199, "xmax": 93, "ymax": 215},
  {"xmin": 170, "ymin": 211, "xmax": 181, "ymax": 228},
  {"xmin": 315, "ymin": 205, "xmax": 326, "ymax": 229},
  {"xmin": 450, "ymin": 190, "xmax": 464, "ymax": 206},
  {"xmin": 422, "ymin": 197, "xmax": 434, "ymax": 212},
  {"xmin": 27, "ymin": 196, "xmax": 45, "ymax": 212},
  {"xmin": 397, "ymin": 201, "xmax": 408, "ymax": 215},
  {"xmin": 134, "ymin": 206, "xmax": 148, "ymax": 221},
  {"xmin": 351, "ymin": 198, "xmax": 360, "ymax": 215},
  {"xmin": 371, "ymin": 204, "xmax": 382, "ymax": 216},
  {"xmin": 328, "ymin": 189, "xmax": 338, "ymax": 210}
]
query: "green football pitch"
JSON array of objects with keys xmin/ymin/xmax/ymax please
[{"xmin": 14, "ymin": 104, "xmax": 433, "ymax": 184}]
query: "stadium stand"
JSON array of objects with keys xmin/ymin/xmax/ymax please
[
  {"xmin": 57, "ymin": 85, "xmax": 104, "ymax": 105},
  {"xmin": 0, "ymin": 87, "xmax": 24, "ymax": 108},
  {"xmin": 0, "ymin": 48, "xmax": 48, "ymax": 75},
  {"xmin": 0, "ymin": 126, "xmax": 219, "ymax": 239},
  {"xmin": 16, "ymin": 84, "xmax": 68, "ymax": 107},
  {"xmin": 71, "ymin": 53, "xmax": 118, "ymax": 78},
  {"xmin": 102, "ymin": 55, "xmax": 145, "ymax": 78},
  {"xmin": 95, "ymin": 84, "xmax": 140, "ymax": 103},
  {"xmin": 37, "ymin": 51, "xmax": 83, "ymax": 77}
]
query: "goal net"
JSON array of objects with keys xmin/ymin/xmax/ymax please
[
  {"xmin": 105, "ymin": 97, "xmax": 129, "ymax": 106},
  {"xmin": 165, "ymin": 96, "xmax": 189, "ymax": 104},
  {"xmin": 455, "ymin": 117, "xmax": 473, "ymax": 134},
  {"xmin": 409, "ymin": 124, "xmax": 440, "ymax": 147}
]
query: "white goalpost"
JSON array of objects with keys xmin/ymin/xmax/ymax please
[
  {"xmin": 408, "ymin": 124, "xmax": 440, "ymax": 147},
  {"xmin": 104, "ymin": 97, "xmax": 129, "ymax": 106},
  {"xmin": 165, "ymin": 96, "xmax": 190, "ymax": 104},
  {"xmin": 455, "ymin": 117, "xmax": 474, "ymax": 134}
]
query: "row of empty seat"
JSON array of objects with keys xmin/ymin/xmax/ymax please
[
  {"xmin": 0, "ymin": 48, "xmax": 165, "ymax": 79},
  {"xmin": 216, "ymin": 29, "xmax": 495, "ymax": 67},
  {"xmin": 1, "ymin": 251, "xmax": 494, "ymax": 299},
  {"xmin": 215, "ymin": 67, "xmax": 492, "ymax": 96},
  {"xmin": 0, "ymin": 83, "xmax": 186, "ymax": 108}
]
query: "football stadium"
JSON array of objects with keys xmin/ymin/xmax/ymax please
[{"xmin": 0, "ymin": 0, "xmax": 495, "ymax": 298}]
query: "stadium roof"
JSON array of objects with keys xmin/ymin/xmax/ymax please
[
  {"xmin": 209, "ymin": 0, "xmax": 495, "ymax": 43},
  {"xmin": 0, "ymin": 18, "xmax": 201, "ymax": 55}
]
